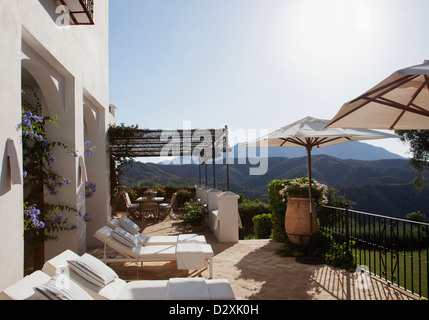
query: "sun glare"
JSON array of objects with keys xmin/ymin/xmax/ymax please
[{"xmin": 281, "ymin": 1, "xmax": 380, "ymax": 75}]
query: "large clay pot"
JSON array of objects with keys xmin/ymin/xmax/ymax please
[{"xmin": 285, "ymin": 197, "xmax": 317, "ymax": 246}]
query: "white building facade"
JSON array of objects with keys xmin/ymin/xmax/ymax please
[{"xmin": 0, "ymin": 0, "xmax": 113, "ymax": 291}]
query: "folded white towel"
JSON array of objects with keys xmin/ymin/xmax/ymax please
[
  {"xmin": 176, "ymin": 242, "xmax": 206, "ymax": 271},
  {"xmin": 177, "ymin": 234, "xmax": 206, "ymax": 243}
]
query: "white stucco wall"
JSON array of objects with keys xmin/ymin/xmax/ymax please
[{"xmin": 0, "ymin": 0, "xmax": 112, "ymax": 291}]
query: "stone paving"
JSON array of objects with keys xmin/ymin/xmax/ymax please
[{"xmin": 89, "ymin": 214, "xmax": 419, "ymax": 300}]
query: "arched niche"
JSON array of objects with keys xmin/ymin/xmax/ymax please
[
  {"xmin": 21, "ymin": 58, "xmax": 64, "ymax": 118},
  {"xmin": 83, "ymin": 101, "xmax": 99, "ymax": 138}
]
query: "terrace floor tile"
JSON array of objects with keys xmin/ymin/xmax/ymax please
[{"xmin": 89, "ymin": 213, "xmax": 418, "ymax": 300}]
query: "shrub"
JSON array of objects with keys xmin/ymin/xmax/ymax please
[
  {"xmin": 275, "ymin": 228, "xmax": 356, "ymax": 272},
  {"xmin": 324, "ymin": 241, "xmax": 356, "ymax": 272},
  {"xmin": 180, "ymin": 201, "xmax": 207, "ymax": 227},
  {"xmin": 268, "ymin": 180, "xmax": 288, "ymax": 243},
  {"xmin": 253, "ymin": 213, "xmax": 273, "ymax": 239},
  {"xmin": 405, "ymin": 211, "xmax": 426, "ymax": 223},
  {"xmin": 164, "ymin": 185, "xmax": 195, "ymax": 198},
  {"xmin": 275, "ymin": 239, "xmax": 305, "ymax": 258},
  {"xmin": 238, "ymin": 199, "xmax": 270, "ymax": 239},
  {"xmin": 176, "ymin": 189, "xmax": 193, "ymax": 208}
]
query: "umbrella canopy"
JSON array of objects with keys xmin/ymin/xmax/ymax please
[
  {"xmin": 244, "ymin": 116, "xmax": 398, "ymax": 236},
  {"xmin": 244, "ymin": 116, "xmax": 398, "ymax": 150},
  {"xmin": 326, "ymin": 61, "xmax": 429, "ymax": 130}
]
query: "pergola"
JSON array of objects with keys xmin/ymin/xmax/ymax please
[{"xmin": 108, "ymin": 127, "xmax": 230, "ymax": 190}]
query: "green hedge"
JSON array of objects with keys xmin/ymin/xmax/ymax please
[
  {"xmin": 268, "ymin": 180, "xmax": 288, "ymax": 243},
  {"xmin": 238, "ymin": 199, "xmax": 270, "ymax": 239},
  {"xmin": 253, "ymin": 213, "xmax": 273, "ymax": 239}
]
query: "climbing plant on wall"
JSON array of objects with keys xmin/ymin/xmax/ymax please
[
  {"xmin": 107, "ymin": 123, "xmax": 139, "ymax": 213},
  {"xmin": 21, "ymin": 88, "xmax": 90, "ymax": 270}
]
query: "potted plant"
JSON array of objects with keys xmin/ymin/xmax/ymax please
[
  {"xmin": 150, "ymin": 186, "xmax": 167, "ymax": 198},
  {"xmin": 279, "ymin": 177, "xmax": 328, "ymax": 245},
  {"xmin": 143, "ymin": 188, "xmax": 157, "ymax": 199}
]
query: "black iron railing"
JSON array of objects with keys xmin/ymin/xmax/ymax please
[
  {"xmin": 319, "ymin": 206, "xmax": 429, "ymax": 299},
  {"xmin": 58, "ymin": 0, "xmax": 94, "ymax": 25}
]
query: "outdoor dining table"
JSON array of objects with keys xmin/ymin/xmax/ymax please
[{"xmin": 136, "ymin": 197, "xmax": 165, "ymax": 219}]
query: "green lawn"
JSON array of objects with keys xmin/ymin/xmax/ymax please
[{"xmin": 353, "ymin": 248, "xmax": 428, "ymax": 299}]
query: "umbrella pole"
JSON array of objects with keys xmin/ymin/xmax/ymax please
[
  {"xmin": 306, "ymin": 145, "xmax": 317, "ymax": 261},
  {"xmin": 306, "ymin": 146, "xmax": 314, "ymax": 237}
]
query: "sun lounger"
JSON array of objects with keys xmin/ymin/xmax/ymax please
[
  {"xmin": 0, "ymin": 250, "xmax": 235, "ymax": 300},
  {"xmin": 94, "ymin": 226, "xmax": 214, "ymax": 278},
  {"xmin": 0, "ymin": 271, "xmax": 52, "ymax": 300},
  {"xmin": 108, "ymin": 217, "xmax": 207, "ymax": 246}
]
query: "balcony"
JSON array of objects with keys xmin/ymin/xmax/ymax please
[{"xmin": 58, "ymin": 0, "xmax": 94, "ymax": 25}]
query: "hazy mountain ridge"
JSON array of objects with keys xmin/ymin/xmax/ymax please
[
  {"xmin": 119, "ymin": 142, "xmax": 428, "ymax": 219},
  {"xmin": 159, "ymin": 141, "xmax": 405, "ymax": 165}
]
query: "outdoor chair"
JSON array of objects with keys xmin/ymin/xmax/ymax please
[
  {"xmin": 108, "ymin": 217, "xmax": 207, "ymax": 246},
  {"xmin": 158, "ymin": 193, "xmax": 176, "ymax": 220},
  {"xmin": 0, "ymin": 250, "xmax": 234, "ymax": 300},
  {"xmin": 140, "ymin": 198, "xmax": 158, "ymax": 219},
  {"xmin": 122, "ymin": 192, "xmax": 141, "ymax": 220},
  {"xmin": 94, "ymin": 226, "xmax": 214, "ymax": 279}
]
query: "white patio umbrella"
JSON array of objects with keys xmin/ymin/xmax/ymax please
[
  {"xmin": 244, "ymin": 116, "xmax": 398, "ymax": 236},
  {"xmin": 326, "ymin": 61, "xmax": 429, "ymax": 130}
]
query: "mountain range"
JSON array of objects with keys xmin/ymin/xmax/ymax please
[
  {"xmin": 120, "ymin": 142, "xmax": 429, "ymax": 220},
  {"xmin": 159, "ymin": 141, "xmax": 405, "ymax": 165}
]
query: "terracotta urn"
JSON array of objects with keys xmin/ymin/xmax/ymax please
[{"xmin": 285, "ymin": 196, "xmax": 317, "ymax": 246}]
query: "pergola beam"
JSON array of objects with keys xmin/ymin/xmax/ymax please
[{"xmin": 109, "ymin": 127, "xmax": 230, "ymax": 190}]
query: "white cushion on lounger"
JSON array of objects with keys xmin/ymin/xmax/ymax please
[
  {"xmin": 107, "ymin": 218, "xmax": 120, "ymax": 229},
  {"xmin": 95, "ymin": 226, "xmax": 180, "ymax": 260},
  {"xmin": 42, "ymin": 249, "xmax": 80, "ymax": 277},
  {"xmin": 119, "ymin": 216, "xmax": 140, "ymax": 235},
  {"xmin": 34, "ymin": 273, "xmax": 93, "ymax": 300},
  {"xmin": 135, "ymin": 233, "xmax": 149, "ymax": 244},
  {"xmin": 58, "ymin": 266, "xmax": 126, "ymax": 300},
  {"xmin": 43, "ymin": 250, "xmax": 127, "ymax": 300},
  {"xmin": 107, "ymin": 219, "xmax": 207, "ymax": 246},
  {"xmin": 96, "ymin": 226, "xmax": 214, "ymax": 260},
  {"xmin": 178, "ymin": 234, "xmax": 207, "ymax": 244},
  {"xmin": 140, "ymin": 234, "xmax": 207, "ymax": 246},
  {"xmin": 140, "ymin": 235, "xmax": 178, "ymax": 245},
  {"xmin": 138, "ymin": 244, "xmax": 177, "ymax": 260},
  {"xmin": 115, "ymin": 280, "xmax": 168, "ymax": 300},
  {"xmin": 166, "ymin": 278, "xmax": 211, "ymax": 300},
  {"xmin": 206, "ymin": 279, "xmax": 236, "ymax": 300},
  {"xmin": 39, "ymin": 250, "xmax": 235, "ymax": 300},
  {"xmin": 67, "ymin": 253, "xmax": 119, "ymax": 287},
  {"xmin": 0, "ymin": 271, "xmax": 51, "ymax": 300},
  {"xmin": 112, "ymin": 227, "xmax": 138, "ymax": 248}
]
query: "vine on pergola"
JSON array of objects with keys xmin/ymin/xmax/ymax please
[{"xmin": 107, "ymin": 124, "xmax": 228, "ymax": 211}]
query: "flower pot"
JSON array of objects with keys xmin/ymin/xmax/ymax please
[{"xmin": 285, "ymin": 196, "xmax": 317, "ymax": 246}]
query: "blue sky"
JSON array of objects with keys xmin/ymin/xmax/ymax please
[{"xmin": 109, "ymin": 0, "xmax": 429, "ymax": 159}]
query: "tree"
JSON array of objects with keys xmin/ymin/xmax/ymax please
[
  {"xmin": 396, "ymin": 130, "xmax": 429, "ymax": 189},
  {"xmin": 405, "ymin": 211, "xmax": 426, "ymax": 223}
]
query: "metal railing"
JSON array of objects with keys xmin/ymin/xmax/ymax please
[
  {"xmin": 319, "ymin": 205, "xmax": 429, "ymax": 299},
  {"xmin": 58, "ymin": 0, "xmax": 94, "ymax": 25}
]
